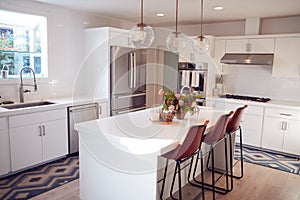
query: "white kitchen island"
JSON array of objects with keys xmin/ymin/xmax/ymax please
[{"xmin": 75, "ymin": 106, "xmax": 227, "ymax": 200}]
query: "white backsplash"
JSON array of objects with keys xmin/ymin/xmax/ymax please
[{"xmin": 222, "ymin": 65, "xmax": 300, "ymax": 102}]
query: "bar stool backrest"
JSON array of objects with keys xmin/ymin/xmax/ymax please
[
  {"xmin": 175, "ymin": 121, "xmax": 209, "ymax": 161},
  {"xmin": 226, "ymin": 105, "xmax": 248, "ymax": 133},
  {"xmin": 203, "ymin": 112, "xmax": 233, "ymax": 144}
]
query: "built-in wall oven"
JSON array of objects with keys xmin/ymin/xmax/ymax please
[
  {"xmin": 67, "ymin": 103, "xmax": 99, "ymax": 154},
  {"xmin": 178, "ymin": 62, "xmax": 207, "ymax": 105}
]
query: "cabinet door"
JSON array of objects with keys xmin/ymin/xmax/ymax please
[
  {"xmin": 42, "ymin": 118, "xmax": 68, "ymax": 161},
  {"xmin": 214, "ymin": 39, "xmax": 226, "ymax": 70},
  {"xmin": 0, "ymin": 129, "xmax": 10, "ymax": 175},
  {"xmin": 226, "ymin": 38, "xmax": 274, "ymax": 53},
  {"xmin": 226, "ymin": 39, "xmax": 248, "ymax": 53},
  {"xmin": 261, "ymin": 117, "xmax": 284, "ymax": 151},
  {"xmin": 10, "ymin": 125, "xmax": 43, "ymax": 171},
  {"xmin": 283, "ymin": 119, "xmax": 300, "ymax": 155},
  {"xmin": 272, "ymin": 37, "xmax": 300, "ymax": 78},
  {"xmin": 249, "ymin": 38, "xmax": 274, "ymax": 53},
  {"xmin": 241, "ymin": 114, "xmax": 263, "ymax": 147}
]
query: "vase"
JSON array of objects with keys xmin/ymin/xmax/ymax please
[{"xmin": 176, "ymin": 109, "xmax": 186, "ymax": 120}]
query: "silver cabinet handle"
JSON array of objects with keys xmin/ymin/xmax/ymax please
[
  {"xmin": 99, "ymin": 105, "xmax": 102, "ymax": 115},
  {"xmin": 42, "ymin": 125, "xmax": 46, "ymax": 136},
  {"xmin": 280, "ymin": 113, "xmax": 292, "ymax": 117},
  {"xmin": 39, "ymin": 125, "xmax": 42, "ymax": 136}
]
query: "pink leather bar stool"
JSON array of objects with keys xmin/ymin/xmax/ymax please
[
  {"xmin": 189, "ymin": 111, "xmax": 233, "ymax": 200},
  {"xmin": 226, "ymin": 105, "xmax": 248, "ymax": 182},
  {"xmin": 159, "ymin": 120, "xmax": 209, "ymax": 200}
]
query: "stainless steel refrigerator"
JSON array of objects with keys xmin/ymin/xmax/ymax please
[{"xmin": 110, "ymin": 46, "xmax": 179, "ymax": 116}]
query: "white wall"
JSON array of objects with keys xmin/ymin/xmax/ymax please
[{"xmin": 222, "ymin": 65, "xmax": 300, "ymax": 102}]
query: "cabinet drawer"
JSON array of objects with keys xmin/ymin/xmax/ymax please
[
  {"xmin": 265, "ymin": 107, "xmax": 300, "ymax": 120},
  {"xmin": 9, "ymin": 109, "xmax": 67, "ymax": 128}
]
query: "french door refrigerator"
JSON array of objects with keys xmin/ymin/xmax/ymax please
[{"xmin": 110, "ymin": 46, "xmax": 147, "ymax": 116}]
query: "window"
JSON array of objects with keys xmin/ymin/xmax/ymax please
[{"xmin": 0, "ymin": 10, "xmax": 48, "ymax": 79}]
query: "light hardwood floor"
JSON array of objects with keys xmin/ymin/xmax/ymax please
[{"xmin": 30, "ymin": 162, "xmax": 300, "ymax": 200}]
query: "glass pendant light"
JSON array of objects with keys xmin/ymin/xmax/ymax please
[
  {"xmin": 129, "ymin": 0, "xmax": 154, "ymax": 48},
  {"xmin": 166, "ymin": 0, "xmax": 186, "ymax": 53},
  {"xmin": 193, "ymin": 0, "xmax": 210, "ymax": 54}
]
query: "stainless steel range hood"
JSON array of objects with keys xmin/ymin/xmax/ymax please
[{"xmin": 220, "ymin": 53, "xmax": 274, "ymax": 66}]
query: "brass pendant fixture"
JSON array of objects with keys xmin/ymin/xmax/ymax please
[
  {"xmin": 166, "ymin": 0, "xmax": 187, "ymax": 53},
  {"xmin": 193, "ymin": 0, "xmax": 210, "ymax": 54},
  {"xmin": 129, "ymin": 0, "xmax": 154, "ymax": 48}
]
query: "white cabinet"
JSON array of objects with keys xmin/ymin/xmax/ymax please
[
  {"xmin": 262, "ymin": 107, "xmax": 300, "ymax": 155},
  {"xmin": 9, "ymin": 109, "xmax": 68, "ymax": 171},
  {"xmin": 226, "ymin": 38, "xmax": 275, "ymax": 53},
  {"xmin": 272, "ymin": 37, "xmax": 300, "ymax": 78},
  {"xmin": 213, "ymin": 39, "xmax": 226, "ymax": 70},
  {"xmin": 208, "ymin": 99, "xmax": 264, "ymax": 147},
  {"xmin": 0, "ymin": 117, "xmax": 11, "ymax": 176}
]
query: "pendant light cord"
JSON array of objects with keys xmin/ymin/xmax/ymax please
[
  {"xmin": 200, "ymin": 0, "xmax": 203, "ymax": 41},
  {"xmin": 141, "ymin": 0, "xmax": 144, "ymax": 25},
  {"xmin": 175, "ymin": 0, "xmax": 178, "ymax": 32}
]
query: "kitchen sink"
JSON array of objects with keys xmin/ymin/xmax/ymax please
[{"xmin": 1, "ymin": 101, "xmax": 55, "ymax": 110}]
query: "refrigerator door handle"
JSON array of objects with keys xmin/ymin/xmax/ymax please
[
  {"xmin": 116, "ymin": 106, "xmax": 146, "ymax": 114},
  {"xmin": 115, "ymin": 92, "xmax": 146, "ymax": 99},
  {"xmin": 129, "ymin": 53, "xmax": 134, "ymax": 89},
  {"xmin": 133, "ymin": 52, "xmax": 137, "ymax": 88}
]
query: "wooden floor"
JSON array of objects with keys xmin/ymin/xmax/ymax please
[{"xmin": 30, "ymin": 162, "xmax": 300, "ymax": 200}]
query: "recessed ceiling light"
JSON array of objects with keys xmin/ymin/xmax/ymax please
[
  {"xmin": 213, "ymin": 6, "xmax": 224, "ymax": 11},
  {"xmin": 156, "ymin": 12, "xmax": 165, "ymax": 17}
]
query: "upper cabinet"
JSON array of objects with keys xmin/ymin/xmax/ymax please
[
  {"xmin": 226, "ymin": 38, "xmax": 275, "ymax": 53},
  {"xmin": 272, "ymin": 37, "xmax": 300, "ymax": 78}
]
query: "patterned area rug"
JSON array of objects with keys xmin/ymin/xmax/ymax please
[
  {"xmin": 0, "ymin": 154, "xmax": 79, "ymax": 200},
  {"xmin": 235, "ymin": 145, "xmax": 300, "ymax": 175}
]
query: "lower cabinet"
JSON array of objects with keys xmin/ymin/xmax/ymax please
[
  {"xmin": 0, "ymin": 117, "xmax": 11, "ymax": 176},
  {"xmin": 262, "ymin": 108, "xmax": 300, "ymax": 155},
  {"xmin": 9, "ymin": 109, "xmax": 68, "ymax": 171}
]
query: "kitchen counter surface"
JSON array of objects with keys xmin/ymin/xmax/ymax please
[
  {"xmin": 0, "ymin": 96, "xmax": 108, "ymax": 117},
  {"xmin": 206, "ymin": 97, "xmax": 300, "ymax": 110}
]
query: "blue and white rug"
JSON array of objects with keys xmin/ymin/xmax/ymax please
[
  {"xmin": 0, "ymin": 154, "xmax": 79, "ymax": 200},
  {"xmin": 235, "ymin": 145, "xmax": 300, "ymax": 175}
]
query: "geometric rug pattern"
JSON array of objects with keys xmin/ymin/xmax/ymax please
[
  {"xmin": 0, "ymin": 154, "xmax": 79, "ymax": 200},
  {"xmin": 235, "ymin": 145, "xmax": 300, "ymax": 175}
]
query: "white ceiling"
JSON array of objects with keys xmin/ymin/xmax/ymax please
[{"xmin": 34, "ymin": 0, "xmax": 300, "ymax": 26}]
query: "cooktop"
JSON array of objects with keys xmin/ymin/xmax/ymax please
[{"xmin": 222, "ymin": 94, "xmax": 271, "ymax": 103}]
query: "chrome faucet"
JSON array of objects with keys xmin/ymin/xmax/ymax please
[
  {"xmin": 19, "ymin": 67, "xmax": 37, "ymax": 103},
  {"xmin": 180, "ymin": 85, "xmax": 192, "ymax": 94}
]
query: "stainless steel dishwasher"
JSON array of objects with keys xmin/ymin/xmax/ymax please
[{"xmin": 68, "ymin": 103, "xmax": 99, "ymax": 154}]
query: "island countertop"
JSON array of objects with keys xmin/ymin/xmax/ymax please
[{"xmin": 75, "ymin": 106, "xmax": 228, "ymax": 200}]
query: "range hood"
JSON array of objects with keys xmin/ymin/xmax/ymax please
[{"xmin": 220, "ymin": 53, "xmax": 274, "ymax": 66}]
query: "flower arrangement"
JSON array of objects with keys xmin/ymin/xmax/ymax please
[
  {"xmin": 158, "ymin": 88, "xmax": 178, "ymax": 112},
  {"xmin": 158, "ymin": 88, "xmax": 199, "ymax": 116}
]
